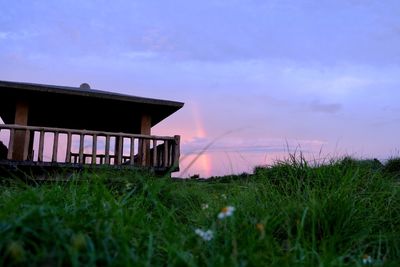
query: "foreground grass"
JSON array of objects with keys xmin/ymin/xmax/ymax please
[{"xmin": 0, "ymin": 157, "xmax": 399, "ymax": 266}]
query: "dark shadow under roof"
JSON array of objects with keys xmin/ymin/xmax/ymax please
[{"xmin": 0, "ymin": 80, "xmax": 184, "ymax": 133}]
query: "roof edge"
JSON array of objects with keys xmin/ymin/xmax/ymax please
[{"xmin": 0, "ymin": 80, "xmax": 184, "ymax": 108}]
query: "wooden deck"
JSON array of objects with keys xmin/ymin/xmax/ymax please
[{"xmin": 0, "ymin": 124, "xmax": 180, "ymax": 177}]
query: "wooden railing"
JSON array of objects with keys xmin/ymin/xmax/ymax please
[{"xmin": 0, "ymin": 124, "xmax": 180, "ymax": 170}]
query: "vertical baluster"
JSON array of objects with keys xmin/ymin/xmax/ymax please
[
  {"xmin": 79, "ymin": 134, "xmax": 84, "ymax": 164},
  {"xmin": 7, "ymin": 129, "xmax": 15, "ymax": 160},
  {"xmin": 105, "ymin": 135, "xmax": 110, "ymax": 164},
  {"xmin": 66, "ymin": 132, "xmax": 72, "ymax": 163},
  {"xmin": 141, "ymin": 139, "xmax": 148, "ymax": 167},
  {"xmin": 163, "ymin": 140, "xmax": 168, "ymax": 167},
  {"xmin": 52, "ymin": 132, "xmax": 59, "ymax": 162},
  {"xmin": 22, "ymin": 129, "xmax": 30, "ymax": 161},
  {"xmin": 92, "ymin": 134, "xmax": 97, "ymax": 164},
  {"xmin": 130, "ymin": 137, "xmax": 135, "ymax": 165},
  {"xmin": 38, "ymin": 130, "xmax": 44, "ymax": 162},
  {"xmin": 152, "ymin": 139, "xmax": 157, "ymax": 167},
  {"xmin": 137, "ymin": 139, "xmax": 143, "ymax": 166}
]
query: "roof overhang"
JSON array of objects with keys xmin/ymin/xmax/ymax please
[{"xmin": 0, "ymin": 80, "xmax": 184, "ymax": 133}]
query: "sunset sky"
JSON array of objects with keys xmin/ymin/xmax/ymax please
[{"xmin": 1, "ymin": 1, "xmax": 400, "ymax": 177}]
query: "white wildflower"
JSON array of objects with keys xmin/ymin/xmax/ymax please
[
  {"xmin": 201, "ymin": 203, "xmax": 209, "ymax": 210},
  {"xmin": 217, "ymin": 206, "xmax": 235, "ymax": 219},
  {"xmin": 362, "ymin": 254, "xmax": 372, "ymax": 265},
  {"xmin": 194, "ymin": 228, "xmax": 214, "ymax": 241}
]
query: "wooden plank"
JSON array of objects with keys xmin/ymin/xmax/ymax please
[
  {"xmin": 52, "ymin": 132, "xmax": 59, "ymax": 162},
  {"xmin": 38, "ymin": 130, "xmax": 44, "ymax": 162},
  {"xmin": 66, "ymin": 132, "xmax": 72, "ymax": 163},
  {"xmin": 105, "ymin": 135, "xmax": 110, "ymax": 164},
  {"xmin": 130, "ymin": 137, "xmax": 135, "ymax": 165},
  {"xmin": 79, "ymin": 134, "xmax": 84, "ymax": 164},
  {"xmin": 7, "ymin": 129, "xmax": 15, "ymax": 160},
  {"xmin": 163, "ymin": 140, "xmax": 168, "ymax": 167},
  {"xmin": 152, "ymin": 139, "xmax": 157, "ymax": 167},
  {"xmin": 92, "ymin": 134, "xmax": 97, "ymax": 164}
]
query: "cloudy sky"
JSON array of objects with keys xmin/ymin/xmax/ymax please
[{"xmin": 1, "ymin": 0, "xmax": 399, "ymax": 177}]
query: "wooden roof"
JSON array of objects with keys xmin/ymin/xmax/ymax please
[{"xmin": 0, "ymin": 80, "xmax": 184, "ymax": 133}]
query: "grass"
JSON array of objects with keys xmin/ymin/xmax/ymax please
[{"xmin": 0, "ymin": 156, "xmax": 399, "ymax": 266}]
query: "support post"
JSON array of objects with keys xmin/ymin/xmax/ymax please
[
  {"xmin": 115, "ymin": 136, "xmax": 123, "ymax": 165},
  {"xmin": 138, "ymin": 114, "xmax": 151, "ymax": 166},
  {"xmin": 12, "ymin": 100, "xmax": 30, "ymax": 160},
  {"xmin": 105, "ymin": 135, "xmax": 110, "ymax": 164}
]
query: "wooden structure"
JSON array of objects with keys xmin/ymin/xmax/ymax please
[{"xmin": 0, "ymin": 80, "xmax": 184, "ymax": 175}]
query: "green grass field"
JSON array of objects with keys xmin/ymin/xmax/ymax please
[{"xmin": 1, "ymin": 156, "xmax": 399, "ymax": 266}]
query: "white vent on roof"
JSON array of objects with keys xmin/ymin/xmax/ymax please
[{"xmin": 79, "ymin": 83, "xmax": 91, "ymax": 90}]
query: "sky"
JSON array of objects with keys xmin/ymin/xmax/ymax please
[{"xmin": 1, "ymin": 0, "xmax": 400, "ymax": 177}]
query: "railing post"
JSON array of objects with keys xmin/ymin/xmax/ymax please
[
  {"xmin": 105, "ymin": 135, "xmax": 110, "ymax": 164},
  {"xmin": 115, "ymin": 136, "xmax": 123, "ymax": 165},
  {"xmin": 7, "ymin": 129, "xmax": 15, "ymax": 160},
  {"xmin": 79, "ymin": 134, "xmax": 84, "ymax": 164},
  {"xmin": 66, "ymin": 132, "xmax": 72, "ymax": 163},
  {"xmin": 130, "ymin": 137, "xmax": 135, "ymax": 165},
  {"xmin": 163, "ymin": 140, "xmax": 168, "ymax": 167},
  {"xmin": 152, "ymin": 139, "xmax": 157, "ymax": 167},
  {"xmin": 173, "ymin": 135, "xmax": 180, "ymax": 169},
  {"xmin": 38, "ymin": 130, "xmax": 44, "ymax": 162},
  {"xmin": 140, "ymin": 138, "xmax": 150, "ymax": 167},
  {"xmin": 92, "ymin": 134, "xmax": 97, "ymax": 164},
  {"xmin": 52, "ymin": 132, "xmax": 59, "ymax": 162}
]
